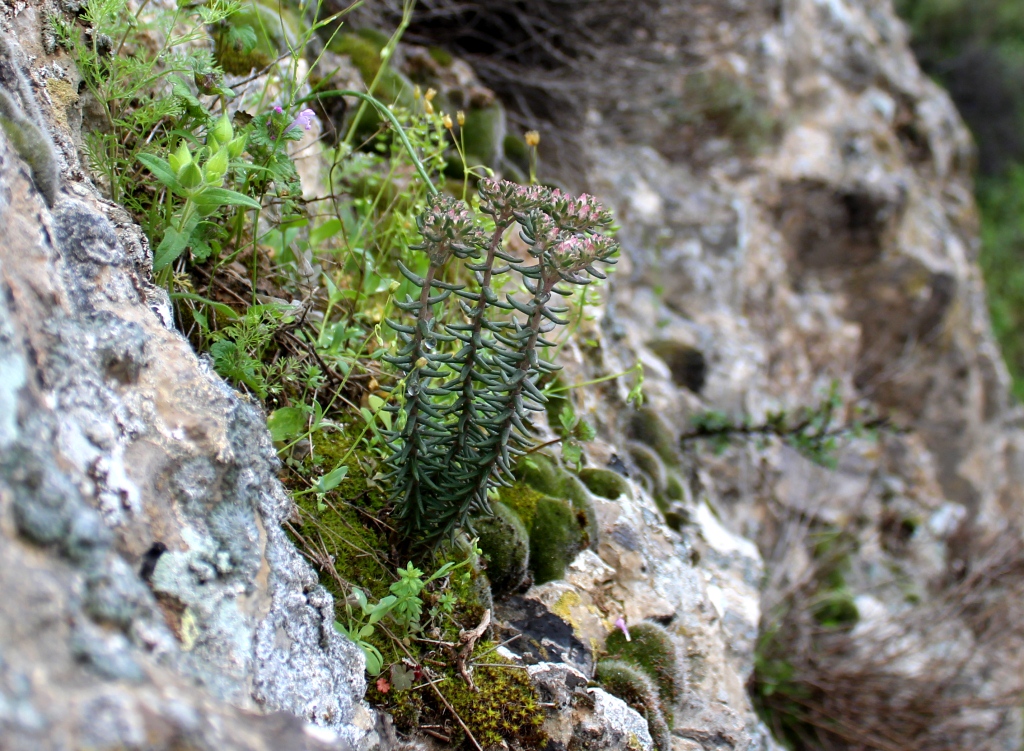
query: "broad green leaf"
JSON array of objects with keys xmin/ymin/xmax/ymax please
[
  {"xmin": 138, "ymin": 153, "xmax": 180, "ymax": 191},
  {"xmin": 559, "ymin": 403, "xmax": 576, "ymax": 432},
  {"xmin": 575, "ymin": 418, "xmax": 597, "ymax": 442},
  {"xmin": 267, "ymin": 406, "xmax": 306, "ymax": 442},
  {"xmin": 192, "ymin": 187, "xmax": 262, "ymax": 210}
]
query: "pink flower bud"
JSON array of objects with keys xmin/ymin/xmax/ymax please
[{"xmin": 615, "ymin": 617, "xmax": 630, "ymax": 641}]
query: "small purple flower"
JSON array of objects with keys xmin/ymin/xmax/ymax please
[
  {"xmin": 287, "ymin": 108, "xmax": 317, "ymax": 133},
  {"xmin": 273, "ymin": 105, "xmax": 284, "ymax": 114},
  {"xmin": 614, "ymin": 617, "xmax": 631, "ymax": 642}
]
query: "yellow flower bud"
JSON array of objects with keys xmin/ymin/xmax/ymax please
[
  {"xmin": 457, "ymin": 110, "xmax": 465, "ymax": 126},
  {"xmin": 525, "ymin": 130, "xmax": 541, "ymax": 147},
  {"xmin": 415, "ymin": 357, "xmax": 428, "ymax": 369},
  {"xmin": 424, "ymin": 87, "xmax": 437, "ymax": 102},
  {"xmin": 442, "ymin": 113, "xmax": 453, "ymax": 130},
  {"xmin": 414, "ymin": 85, "xmax": 421, "ymax": 100},
  {"xmin": 424, "ymin": 100, "xmax": 434, "ymax": 116}
]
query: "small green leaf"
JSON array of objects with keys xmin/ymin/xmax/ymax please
[
  {"xmin": 267, "ymin": 406, "xmax": 306, "ymax": 442},
  {"xmin": 562, "ymin": 440, "xmax": 582, "ymax": 468},
  {"xmin": 153, "ymin": 226, "xmax": 190, "ymax": 271},
  {"xmin": 178, "ymin": 161, "xmax": 204, "ymax": 190},
  {"xmin": 574, "ymin": 418, "xmax": 596, "ymax": 442},
  {"xmin": 318, "ymin": 465, "xmax": 348, "ymax": 492},
  {"xmin": 558, "ymin": 403, "xmax": 576, "ymax": 433}
]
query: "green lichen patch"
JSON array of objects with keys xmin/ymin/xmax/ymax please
[
  {"xmin": 605, "ymin": 622, "xmax": 683, "ymax": 713},
  {"xmin": 596, "ymin": 659, "xmax": 672, "ymax": 751}
]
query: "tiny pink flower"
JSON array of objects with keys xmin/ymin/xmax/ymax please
[
  {"xmin": 273, "ymin": 105, "xmax": 284, "ymax": 114},
  {"xmin": 614, "ymin": 617, "xmax": 631, "ymax": 641}
]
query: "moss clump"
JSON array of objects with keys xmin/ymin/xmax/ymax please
[
  {"xmin": 596, "ymin": 660, "xmax": 672, "ymax": 751},
  {"xmin": 579, "ymin": 467, "xmax": 632, "ymax": 501},
  {"xmin": 560, "ymin": 473, "xmax": 599, "ymax": 549},
  {"xmin": 287, "ymin": 430, "xmax": 392, "ymax": 602},
  {"xmin": 529, "ymin": 496, "xmax": 586, "ymax": 584},
  {"xmin": 472, "ymin": 502, "xmax": 529, "ymax": 597},
  {"xmin": 605, "ymin": 622, "xmax": 683, "ymax": 714},
  {"xmin": 515, "ymin": 453, "xmax": 563, "ymax": 497},
  {"xmin": 628, "ymin": 408, "xmax": 680, "ymax": 464},
  {"xmin": 444, "ymin": 651, "xmax": 546, "ymax": 748},
  {"xmin": 498, "ymin": 481, "xmax": 545, "ymax": 528}
]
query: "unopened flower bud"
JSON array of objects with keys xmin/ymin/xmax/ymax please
[
  {"xmin": 457, "ymin": 110, "xmax": 465, "ymax": 126},
  {"xmin": 414, "ymin": 85, "xmax": 422, "ymax": 100},
  {"xmin": 442, "ymin": 113, "xmax": 453, "ymax": 130},
  {"xmin": 424, "ymin": 87, "xmax": 437, "ymax": 102},
  {"xmin": 424, "ymin": 100, "xmax": 434, "ymax": 116},
  {"xmin": 525, "ymin": 130, "xmax": 540, "ymax": 147},
  {"xmin": 415, "ymin": 357, "xmax": 428, "ymax": 369},
  {"xmin": 210, "ymin": 114, "xmax": 233, "ymax": 147}
]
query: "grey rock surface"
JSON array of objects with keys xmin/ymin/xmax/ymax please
[{"xmin": 0, "ymin": 16, "xmax": 368, "ymax": 751}]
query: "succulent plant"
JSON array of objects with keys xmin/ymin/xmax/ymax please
[{"xmin": 383, "ymin": 180, "xmax": 618, "ymax": 543}]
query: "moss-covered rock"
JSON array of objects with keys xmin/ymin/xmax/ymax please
[
  {"xmin": 515, "ymin": 453, "xmax": 563, "ymax": 498},
  {"xmin": 579, "ymin": 467, "xmax": 633, "ymax": 501},
  {"xmin": 560, "ymin": 472, "xmax": 599, "ymax": 549},
  {"xmin": 472, "ymin": 502, "xmax": 529, "ymax": 598},
  {"xmin": 628, "ymin": 408, "xmax": 680, "ymax": 464},
  {"xmin": 596, "ymin": 660, "xmax": 672, "ymax": 751},
  {"xmin": 605, "ymin": 622, "xmax": 683, "ymax": 713},
  {"xmin": 529, "ymin": 496, "xmax": 586, "ymax": 585},
  {"xmin": 327, "ymin": 32, "xmax": 416, "ymax": 136},
  {"xmin": 213, "ymin": 0, "xmax": 302, "ymax": 76},
  {"xmin": 499, "ymin": 481, "xmax": 546, "ymax": 528}
]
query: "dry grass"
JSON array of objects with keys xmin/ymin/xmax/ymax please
[{"xmin": 753, "ymin": 515, "xmax": 1024, "ymax": 751}]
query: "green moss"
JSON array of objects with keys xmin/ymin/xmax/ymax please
[
  {"xmin": 529, "ymin": 496, "xmax": 586, "ymax": 584},
  {"xmin": 287, "ymin": 430, "xmax": 392, "ymax": 602},
  {"xmin": 605, "ymin": 622, "xmax": 683, "ymax": 715},
  {"xmin": 515, "ymin": 453, "xmax": 563, "ymax": 497},
  {"xmin": 498, "ymin": 482, "xmax": 545, "ymax": 528},
  {"xmin": 213, "ymin": 0, "xmax": 302, "ymax": 76},
  {"xmin": 559, "ymin": 473, "xmax": 599, "ymax": 549},
  {"xmin": 372, "ymin": 645, "xmax": 545, "ymax": 750},
  {"xmin": 578, "ymin": 467, "xmax": 632, "ymax": 501},
  {"xmin": 596, "ymin": 659, "xmax": 672, "ymax": 751},
  {"xmin": 628, "ymin": 408, "xmax": 680, "ymax": 464},
  {"xmin": 472, "ymin": 502, "xmax": 529, "ymax": 597},
  {"xmin": 811, "ymin": 589, "xmax": 859, "ymax": 628}
]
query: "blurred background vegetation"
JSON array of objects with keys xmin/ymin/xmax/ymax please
[{"xmin": 896, "ymin": 0, "xmax": 1024, "ymax": 399}]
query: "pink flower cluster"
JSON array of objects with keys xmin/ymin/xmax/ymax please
[{"xmin": 417, "ymin": 194, "xmax": 482, "ymax": 266}]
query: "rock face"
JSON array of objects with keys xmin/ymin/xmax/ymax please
[
  {"xmin": 2, "ymin": 0, "xmax": 1023, "ymax": 749},
  {"xmin": 0, "ymin": 16, "xmax": 368, "ymax": 751}
]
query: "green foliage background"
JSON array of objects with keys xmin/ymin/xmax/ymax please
[{"xmin": 896, "ymin": 0, "xmax": 1024, "ymax": 399}]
